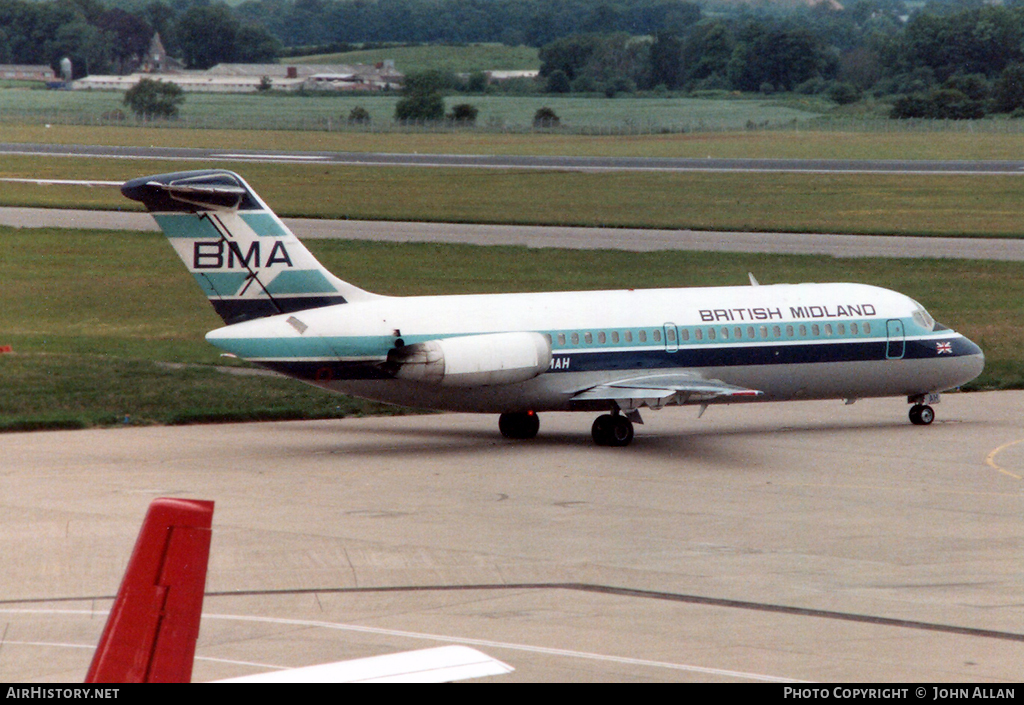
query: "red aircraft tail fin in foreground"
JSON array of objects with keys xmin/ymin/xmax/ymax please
[
  {"xmin": 82, "ymin": 497, "xmax": 510, "ymax": 683},
  {"xmin": 85, "ymin": 498, "xmax": 214, "ymax": 684}
]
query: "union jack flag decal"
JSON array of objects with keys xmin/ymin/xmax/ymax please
[{"xmin": 936, "ymin": 342, "xmax": 953, "ymax": 354}]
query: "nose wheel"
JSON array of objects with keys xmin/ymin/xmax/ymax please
[
  {"xmin": 592, "ymin": 414, "xmax": 634, "ymax": 447},
  {"xmin": 498, "ymin": 411, "xmax": 540, "ymax": 439},
  {"xmin": 909, "ymin": 404, "xmax": 934, "ymax": 425}
]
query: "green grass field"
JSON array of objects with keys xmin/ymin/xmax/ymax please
[
  {"xmin": 0, "ymin": 89, "xmax": 825, "ymax": 131},
  {"xmin": 6, "ymin": 121, "xmax": 1024, "ymax": 159},
  {"xmin": 0, "ymin": 228, "xmax": 1019, "ymax": 431},
  {"xmin": 2, "ymin": 154, "xmax": 1023, "ymax": 237}
]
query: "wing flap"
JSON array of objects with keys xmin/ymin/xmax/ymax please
[{"xmin": 571, "ymin": 373, "xmax": 762, "ymax": 408}]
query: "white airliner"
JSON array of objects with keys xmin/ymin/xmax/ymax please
[{"xmin": 122, "ymin": 169, "xmax": 984, "ymax": 446}]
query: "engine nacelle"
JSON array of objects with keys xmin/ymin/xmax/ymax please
[{"xmin": 388, "ymin": 332, "xmax": 551, "ymax": 386}]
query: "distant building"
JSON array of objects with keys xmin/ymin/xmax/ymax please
[
  {"xmin": 207, "ymin": 62, "xmax": 403, "ymax": 91},
  {"xmin": 0, "ymin": 65, "xmax": 56, "ymax": 82},
  {"xmin": 485, "ymin": 70, "xmax": 539, "ymax": 84},
  {"xmin": 139, "ymin": 33, "xmax": 184, "ymax": 74},
  {"xmin": 73, "ymin": 62, "xmax": 403, "ymax": 93}
]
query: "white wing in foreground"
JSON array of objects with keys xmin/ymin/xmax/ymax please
[{"xmin": 216, "ymin": 645, "xmax": 514, "ymax": 683}]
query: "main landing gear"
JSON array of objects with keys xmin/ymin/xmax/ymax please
[
  {"xmin": 498, "ymin": 411, "xmax": 540, "ymax": 440},
  {"xmin": 909, "ymin": 404, "xmax": 935, "ymax": 426},
  {"xmin": 497, "ymin": 410, "xmax": 636, "ymax": 447},
  {"xmin": 591, "ymin": 413, "xmax": 634, "ymax": 447}
]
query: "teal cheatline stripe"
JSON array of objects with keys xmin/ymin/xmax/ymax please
[
  {"xmin": 154, "ymin": 214, "xmax": 222, "ymax": 239},
  {"xmin": 264, "ymin": 269, "xmax": 338, "ymax": 295},
  {"xmin": 240, "ymin": 212, "xmax": 289, "ymax": 238},
  {"xmin": 209, "ymin": 335, "xmax": 393, "ymax": 360},
  {"xmin": 192, "ymin": 271, "xmax": 250, "ymax": 297}
]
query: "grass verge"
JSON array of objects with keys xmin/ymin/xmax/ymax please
[
  {"xmin": 0, "ymin": 93, "xmax": 820, "ymax": 133},
  {"xmin": 1, "ymin": 155, "xmax": 1024, "ymax": 237},
  {"xmin": 0, "ymin": 354, "xmax": 399, "ymax": 431},
  {"xmin": 7, "ymin": 124, "xmax": 1024, "ymax": 159}
]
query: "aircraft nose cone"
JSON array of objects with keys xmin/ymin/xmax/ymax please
[
  {"xmin": 961, "ymin": 336, "xmax": 983, "ymax": 357},
  {"xmin": 959, "ymin": 335, "xmax": 985, "ymax": 385}
]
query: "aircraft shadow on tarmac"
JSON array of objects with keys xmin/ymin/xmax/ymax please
[{"xmin": 269, "ymin": 414, "xmax": 969, "ymax": 464}]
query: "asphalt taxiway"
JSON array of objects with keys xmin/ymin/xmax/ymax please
[
  {"xmin": 5, "ymin": 141, "xmax": 1024, "ymax": 175},
  {"xmin": 0, "ymin": 393, "xmax": 1020, "ymax": 682},
  {"xmin": 5, "ymin": 206, "xmax": 1024, "ymax": 261}
]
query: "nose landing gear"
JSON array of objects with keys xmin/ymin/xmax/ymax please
[{"xmin": 909, "ymin": 404, "xmax": 935, "ymax": 425}]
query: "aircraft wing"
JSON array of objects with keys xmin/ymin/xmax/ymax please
[
  {"xmin": 217, "ymin": 645, "xmax": 514, "ymax": 683},
  {"xmin": 571, "ymin": 373, "xmax": 762, "ymax": 409}
]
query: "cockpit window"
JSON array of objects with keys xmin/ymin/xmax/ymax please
[{"xmin": 910, "ymin": 299, "xmax": 935, "ymax": 331}]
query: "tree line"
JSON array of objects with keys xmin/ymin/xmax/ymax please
[
  {"xmin": 0, "ymin": 0, "xmax": 700, "ymax": 76},
  {"xmin": 7, "ymin": 0, "xmax": 1024, "ymax": 118},
  {"xmin": 0, "ymin": 0, "xmax": 278, "ymax": 76},
  {"xmin": 234, "ymin": 0, "xmax": 702, "ymax": 50},
  {"xmin": 534, "ymin": 0, "xmax": 1024, "ymax": 116}
]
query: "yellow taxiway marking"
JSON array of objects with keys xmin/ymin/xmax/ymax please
[{"xmin": 985, "ymin": 439, "xmax": 1024, "ymax": 480}]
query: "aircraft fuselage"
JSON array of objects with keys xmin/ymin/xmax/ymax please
[{"xmin": 205, "ymin": 281, "xmax": 983, "ymax": 413}]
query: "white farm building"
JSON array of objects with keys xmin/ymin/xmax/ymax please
[{"xmin": 73, "ymin": 62, "xmax": 403, "ymax": 94}]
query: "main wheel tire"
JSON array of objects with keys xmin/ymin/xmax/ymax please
[
  {"xmin": 909, "ymin": 404, "xmax": 935, "ymax": 426},
  {"xmin": 592, "ymin": 414, "xmax": 634, "ymax": 447},
  {"xmin": 499, "ymin": 411, "xmax": 540, "ymax": 439},
  {"xmin": 608, "ymin": 415, "xmax": 634, "ymax": 447},
  {"xmin": 591, "ymin": 414, "xmax": 615, "ymax": 446}
]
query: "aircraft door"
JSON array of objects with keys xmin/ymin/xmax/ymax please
[
  {"xmin": 886, "ymin": 319, "xmax": 905, "ymax": 359},
  {"xmin": 664, "ymin": 323, "xmax": 679, "ymax": 353}
]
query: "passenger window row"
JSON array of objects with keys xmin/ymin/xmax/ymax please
[{"xmin": 549, "ymin": 321, "xmax": 874, "ymax": 348}]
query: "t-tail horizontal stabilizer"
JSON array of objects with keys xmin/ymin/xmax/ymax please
[{"xmin": 122, "ymin": 170, "xmax": 375, "ymax": 325}]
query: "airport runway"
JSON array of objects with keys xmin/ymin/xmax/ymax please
[
  {"xmin": 4, "ymin": 141, "xmax": 1024, "ymax": 174},
  {"xmin": 0, "ymin": 394, "xmax": 1020, "ymax": 682},
  {"xmin": 4, "ymin": 206, "xmax": 1024, "ymax": 261}
]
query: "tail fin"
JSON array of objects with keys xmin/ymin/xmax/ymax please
[
  {"xmin": 85, "ymin": 498, "xmax": 214, "ymax": 684},
  {"xmin": 122, "ymin": 170, "xmax": 374, "ymax": 325}
]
